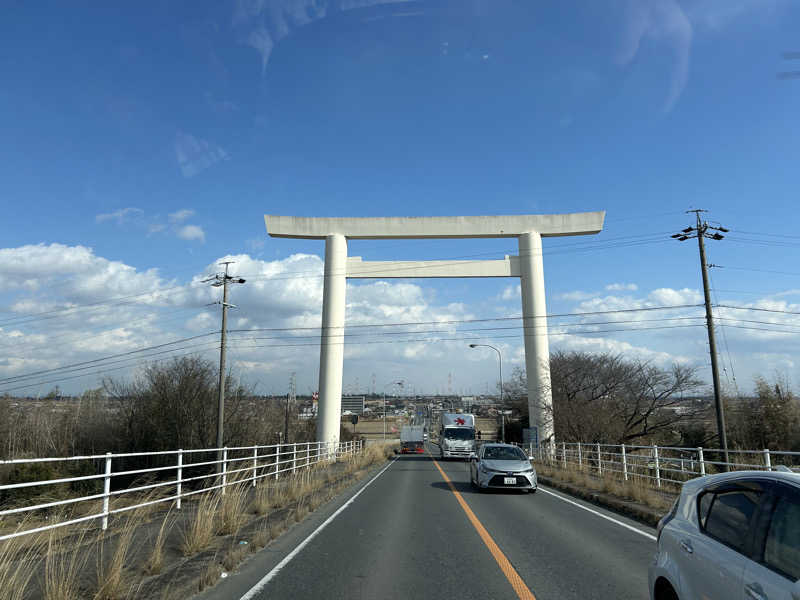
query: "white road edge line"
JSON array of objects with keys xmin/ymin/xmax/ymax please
[
  {"xmin": 539, "ymin": 487, "xmax": 657, "ymax": 541},
  {"xmin": 239, "ymin": 457, "xmax": 398, "ymax": 600}
]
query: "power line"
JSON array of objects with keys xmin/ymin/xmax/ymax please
[
  {"xmin": 717, "ymin": 304, "xmax": 800, "ymax": 316},
  {"xmin": 0, "ymin": 306, "xmax": 205, "ymax": 353},
  {"xmin": 1, "ymin": 344, "xmax": 221, "ymax": 394},
  {"xmin": 227, "ymin": 304, "xmax": 705, "ymax": 334},
  {"xmin": 0, "ymin": 332, "xmax": 219, "ymax": 385}
]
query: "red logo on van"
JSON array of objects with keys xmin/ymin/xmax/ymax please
[{"xmin": 455, "ymin": 417, "xmax": 466, "ymax": 425}]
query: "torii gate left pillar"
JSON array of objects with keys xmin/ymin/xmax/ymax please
[{"xmin": 266, "ymin": 213, "xmax": 605, "ymax": 448}]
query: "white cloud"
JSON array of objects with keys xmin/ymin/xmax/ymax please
[
  {"xmin": 168, "ymin": 209, "xmax": 195, "ymax": 224},
  {"xmin": 558, "ymin": 290, "xmax": 598, "ymax": 301},
  {"xmin": 3, "ymin": 245, "xmax": 800, "ymax": 398},
  {"xmin": 95, "ymin": 207, "xmax": 143, "ymax": 225},
  {"xmin": 605, "ymin": 283, "xmax": 638, "ymax": 292},
  {"xmin": 501, "ymin": 284, "xmax": 520, "ymax": 301},
  {"xmin": 617, "ymin": 0, "xmax": 692, "ymax": 112},
  {"xmin": 176, "ymin": 225, "xmax": 206, "ymax": 243},
  {"xmin": 648, "ymin": 287, "xmax": 702, "ymax": 306},
  {"xmin": 686, "ymin": 0, "xmax": 787, "ymax": 31},
  {"xmin": 174, "ymin": 132, "xmax": 229, "ymax": 178}
]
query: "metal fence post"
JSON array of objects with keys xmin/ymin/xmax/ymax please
[
  {"xmin": 562, "ymin": 442, "xmax": 567, "ymax": 469},
  {"xmin": 222, "ymin": 447, "xmax": 228, "ymax": 494},
  {"xmin": 577, "ymin": 443, "xmax": 582, "ymax": 469},
  {"xmin": 176, "ymin": 449, "xmax": 183, "ymax": 509},
  {"xmin": 698, "ymin": 447, "xmax": 705, "ymax": 476},
  {"xmin": 102, "ymin": 452, "xmax": 112, "ymax": 530},
  {"xmin": 764, "ymin": 449, "xmax": 772, "ymax": 471},
  {"xmin": 274, "ymin": 445, "xmax": 280, "ymax": 480},
  {"xmin": 306, "ymin": 442, "xmax": 311, "ymax": 468},
  {"xmin": 292, "ymin": 443, "xmax": 297, "ymax": 473},
  {"xmin": 596, "ymin": 443, "xmax": 602, "ymax": 475},
  {"xmin": 252, "ymin": 447, "xmax": 258, "ymax": 487},
  {"xmin": 653, "ymin": 445, "xmax": 661, "ymax": 488},
  {"xmin": 621, "ymin": 444, "xmax": 628, "ymax": 481}
]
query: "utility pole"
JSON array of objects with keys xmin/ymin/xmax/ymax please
[
  {"xmin": 285, "ymin": 372, "xmax": 295, "ymax": 444},
  {"xmin": 203, "ymin": 262, "xmax": 246, "ymax": 471},
  {"xmin": 671, "ymin": 210, "xmax": 730, "ymax": 469}
]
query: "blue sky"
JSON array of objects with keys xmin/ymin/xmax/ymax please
[{"xmin": 2, "ymin": 0, "xmax": 800, "ymax": 397}]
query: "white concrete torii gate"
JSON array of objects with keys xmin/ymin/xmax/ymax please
[{"xmin": 265, "ymin": 213, "xmax": 605, "ymax": 447}]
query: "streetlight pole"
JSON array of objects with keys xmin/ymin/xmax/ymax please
[
  {"xmin": 470, "ymin": 344, "xmax": 503, "ymax": 441},
  {"xmin": 383, "ymin": 380, "xmax": 403, "ymax": 440}
]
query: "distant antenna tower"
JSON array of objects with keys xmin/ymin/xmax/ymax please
[
  {"xmin": 448, "ymin": 372, "xmax": 452, "ymax": 396},
  {"xmin": 371, "ymin": 373, "xmax": 376, "ymax": 396},
  {"xmin": 354, "ymin": 376, "xmax": 359, "ymax": 395}
]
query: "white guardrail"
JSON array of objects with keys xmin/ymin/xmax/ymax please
[
  {"xmin": 0, "ymin": 440, "xmax": 363, "ymax": 541},
  {"xmin": 515, "ymin": 441, "xmax": 799, "ymax": 488}
]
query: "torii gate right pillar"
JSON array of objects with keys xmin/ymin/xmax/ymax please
[{"xmin": 519, "ymin": 231, "xmax": 553, "ymax": 447}]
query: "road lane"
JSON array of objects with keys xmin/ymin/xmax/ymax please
[
  {"xmin": 435, "ymin": 453, "xmax": 655, "ymax": 599},
  {"xmin": 204, "ymin": 447, "xmax": 658, "ymax": 600},
  {"xmin": 231, "ymin": 453, "xmax": 523, "ymax": 599}
]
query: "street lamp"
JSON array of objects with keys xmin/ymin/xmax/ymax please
[
  {"xmin": 383, "ymin": 380, "xmax": 404, "ymax": 439},
  {"xmin": 469, "ymin": 343, "xmax": 503, "ymax": 441}
]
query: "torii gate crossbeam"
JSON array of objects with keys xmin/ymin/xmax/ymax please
[{"xmin": 265, "ymin": 213, "xmax": 605, "ymax": 448}]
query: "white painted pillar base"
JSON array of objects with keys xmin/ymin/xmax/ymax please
[
  {"xmin": 519, "ymin": 231, "xmax": 554, "ymax": 447},
  {"xmin": 317, "ymin": 234, "xmax": 347, "ymax": 448}
]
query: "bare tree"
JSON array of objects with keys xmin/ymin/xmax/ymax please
[
  {"xmin": 503, "ymin": 351, "xmax": 704, "ymax": 444},
  {"xmin": 728, "ymin": 374, "xmax": 799, "ymax": 451}
]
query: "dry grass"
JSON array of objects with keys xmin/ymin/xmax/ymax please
[
  {"xmin": 269, "ymin": 521, "xmax": 286, "ymax": 541},
  {"xmin": 0, "ymin": 521, "xmax": 46, "ymax": 600},
  {"xmin": 293, "ymin": 498, "xmax": 309, "ymax": 523},
  {"xmin": 215, "ymin": 483, "xmax": 249, "ymax": 537},
  {"xmin": 536, "ymin": 461, "xmax": 675, "ymax": 511},
  {"xmin": 250, "ymin": 525, "xmax": 269, "ymax": 551},
  {"xmin": 144, "ymin": 510, "xmax": 174, "ymax": 576},
  {"xmin": 180, "ymin": 493, "xmax": 220, "ymax": 556},
  {"xmin": 221, "ymin": 544, "xmax": 249, "ymax": 571},
  {"xmin": 197, "ymin": 559, "xmax": 222, "ymax": 592},
  {"xmin": 249, "ymin": 485, "xmax": 271, "ymax": 516},
  {"xmin": 44, "ymin": 523, "xmax": 93, "ymax": 600},
  {"xmin": 94, "ymin": 508, "xmax": 143, "ymax": 600},
  {"xmin": 1, "ymin": 443, "xmax": 391, "ymax": 600}
]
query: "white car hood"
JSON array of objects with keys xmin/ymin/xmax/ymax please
[{"xmin": 481, "ymin": 459, "xmax": 531, "ymax": 472}]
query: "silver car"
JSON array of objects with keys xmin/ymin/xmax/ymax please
[
  {"xmin": 650, "ymin": 470, "xmax": 800, "ymax": 600},
  {"xmin": 469, "ymin": 443, "xmax": 537, "ymax": 493}
]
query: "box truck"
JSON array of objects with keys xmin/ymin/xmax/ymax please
[
  {"xmin": 439, "ymin": 413, "xmax": 476, "ymax": 459},
  {"xmin": 400, "ymin": 425, "xmax": 425, "ymax": 454}
]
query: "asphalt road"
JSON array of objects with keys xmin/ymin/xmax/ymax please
[{"xmin": 201, "ymin": 444, "xmax": 657, "ymax": 600}]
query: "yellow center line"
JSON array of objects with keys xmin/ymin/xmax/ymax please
[{"xmin": 430, "ymin": 454, "xmax": 536, "ymax": 600}]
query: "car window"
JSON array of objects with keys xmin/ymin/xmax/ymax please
[
  {"xmin": 698, "ymin": 492, "xmax": 713, "ymax": 528},
  {"xmin": 483, "ymin": 447, "xmax": 526, "ymax": 461},
  {"xmin": 764, "ymin": 495, "xmax": 800, "ymax": 580},
  {"xmin": 704, "ymin": 489, "xmax": 762, "ymax": 552}
]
